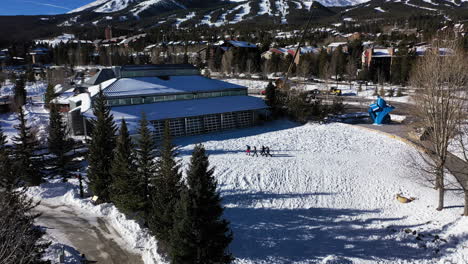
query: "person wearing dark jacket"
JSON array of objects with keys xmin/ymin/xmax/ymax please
[
  {"xmin": 252, "ymin": 146, "xmax": 258, "ymax": 157},
  {"xmin": 266, "ymin": 146, "xmax": 272, "ymax": 157}
]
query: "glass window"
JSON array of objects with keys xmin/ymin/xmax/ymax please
[
  {"xmin": 164, "ymin": 95, "xmax": 176, "ymax": 101},
  {"xmin": 107, "ymin": 99, "xmax": 119, "ymax": 106},
  {"xmin": 119, "ymin": 98, "xmax": 131, "ymax": 105},
  {"xmin": 153, "ymin": 96, "xmax": 164, "ymax": 102},
  {"xmin": 143, "ymin": 97, "xmax": 153, "ymax": 104},
  {"xmin": 132, "ymin": 97, "xmax": 143, "ymax": 105}
]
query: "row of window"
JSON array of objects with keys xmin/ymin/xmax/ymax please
[
  {"xmin": 151, "ymin": 111, "xmax": 254, "ymax": 139},
  {"xmin": 106, "ymin": 90, "xmax": 247, "ymax": 107}
]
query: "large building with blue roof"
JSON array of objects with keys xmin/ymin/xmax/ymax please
[{"xmin": 68, "ymin": 64, "xmax": 268, "ymax": 139}]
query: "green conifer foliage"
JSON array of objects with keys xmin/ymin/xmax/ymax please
[
  {"xmin": 87, "ymin": 89, "xmax": 116, "ymax": 202},
  {"xmin": 170, "ymin": 144, "xmax": 233, "ymax": 264}
]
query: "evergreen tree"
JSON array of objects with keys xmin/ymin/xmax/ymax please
[
  {"xmin": 48, "ymin": 104, "xmax": 74, "ymax": 181},
  {"xmin": 110, "ymin": 119, "xmax": 142, "ymax": 215},
  {"xmin": 265, "ymin": 81, "xmax": 276, "ymax": 108},
  {"xmin": 136, "ymin": 113, "xmax": 157, "ymax": 221},
  {"xmin": 13, "ymin": 107, "xmax": 42, "ymax": 186},
  {"xmin": 170, "ymin": 144, "xmax": 233, "ymax": 264},
  {"xmin": 14, "ymin": 75, "xmax": 27, "ymax": 107},
  {"xmin": 87, "ymin": 89, "xmax": 116, "ymax": 202},
  {"xmin": 0, "ymin": 125, "xmax": 16, "ymax": 190},
  {"xmin": 44, "ymin": 83, "xmax": 56, "ymax": 108},
  {"xmin": 0, "ymin": 188, "xmax": 50, "ymax": 264},
  {"xmin": 149, "ymin": 121, "xmax": 183, "ymax": 241}
]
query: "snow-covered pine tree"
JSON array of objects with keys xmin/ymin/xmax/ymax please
[
  {"xmin": 0, "ymin": 188, "xmax": 50, "ymax": 264},
  {"xmin": 0, "ymin": 125, "xmax": 16, "ymax": 190},
  {"xmin": 13, "ymin": 107, "xmax": 42, "ymax": 186},
  {"xmin": 87, "ymin": 89, "xmax": 116, "ymax": 202},
  {"xmin": 136, "ymin": 113, "xmax": 157, "ymax": 222},
  {"xmin": 110, "ymin": 119, "xmax": 142, "ymax": 215},
  {"xmin": 48, "ymin": 104, "xmax": 74, "ymax": 181},
  {"xmin": 149, "ymin": 121, "xmax": 183, "ymax": 242},
  {"xmin": 170, "ymin": 144, "xmax": 233, "ymax": 264}
]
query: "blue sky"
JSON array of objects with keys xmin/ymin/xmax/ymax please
[{"xmin": 0, "ymin": 0, "xmax": 94, "ymax": 15}]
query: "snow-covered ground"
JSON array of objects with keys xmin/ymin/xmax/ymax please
[
  {"xmin": 25, "ymin": 120, "xmax": 468, "ymax": 264},
  {"xmin": 0, "ymin": 82, "xmax": 49, "ymax": 143},
  {"xmin": 221, "ymin": 77, "xmax": 413, "ymax": 104},
  {"xmin": 174, "ymin": 121, "xmax": 467, "ymax": 264}
]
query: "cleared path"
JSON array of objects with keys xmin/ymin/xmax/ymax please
[{"xmin": 35, "ymin": 202, "xmax": 144, "ymax": 264}]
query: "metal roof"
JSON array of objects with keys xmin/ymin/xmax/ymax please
[
  {"xmin": 102, "ymin": 75, "xmax": 245, "ymax": 98},
  {"xmin": 83, "ymin": 95, "xmax": 267, "ymax": 125}
]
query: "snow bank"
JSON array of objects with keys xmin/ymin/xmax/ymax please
[{"xmin": 27, "ymin": 178, "xmax": 167, "ymax": 264}]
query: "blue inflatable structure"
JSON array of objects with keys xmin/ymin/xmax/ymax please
[{"xmin": 368, "ymin": 96, "xmax": 394, "ymax": 125}]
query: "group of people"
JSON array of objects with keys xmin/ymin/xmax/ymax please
[{"xmin": 246, "ymin": 145, "xmax": 272, "ymax": 157}]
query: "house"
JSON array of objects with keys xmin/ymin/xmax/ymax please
[
  {"xmin": 261, "ymin": 46, "xmax": 320, "ymax": 63},
  {"xmin": 327, "ymin": 42, "xmax": 348, "ymax": 53},
  {"xmin": 67, "ymin": 64, "xmax": 268, "ymax": 138},
  {"xmin": 28, "ymin": 47, "xmax": 50, "ymax": 64}
]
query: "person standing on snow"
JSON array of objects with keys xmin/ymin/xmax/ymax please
[
  {"xmin": 260, "ymin": 145, "xmax": 266, "ymax": 156},
  {"xmin": 266, "ymin": 146, "xmax": 272, "ymax": 157},
  {"xmin": 252, "ymin": 146, "xmax": 258, "ymax": 157},
  {"xmin": 246, "ymin": 145, "xmax": 251, "ymax": 156}
]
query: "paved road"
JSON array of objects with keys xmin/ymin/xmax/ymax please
[{"xmin": 35, "ymin": 202, "xmax": 144, "ymax": 264}]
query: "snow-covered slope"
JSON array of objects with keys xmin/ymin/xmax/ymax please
[{"xmin": 67, "ymin": 0, "xmax": 466, "ymax": 27}]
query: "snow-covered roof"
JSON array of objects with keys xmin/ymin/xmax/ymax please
[
  {"xmin": 83, "ymin": 95, "xmax": 267, "ymax": 125},
  {"xmin": 372, "ymin": 48, "xmax": 392, "ymax": 57},
  {"xmin": 227, "ymin": 40, "xmax": 257, "ymax": 48},
  {"xmin": 327, "ymin": 42, "xmax": 348, "ymax": 48},
  {"xmin": 102, "ymin": 76, "xmax": 245, "ymax": 98}
]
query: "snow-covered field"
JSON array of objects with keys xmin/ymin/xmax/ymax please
[
  {"xmin": 174, "ymin": 121, "xmax": 467, "ymax": 264},
  {"xmin": 26, "ymin": 120, "xmax": 467, "ymax": 264}
]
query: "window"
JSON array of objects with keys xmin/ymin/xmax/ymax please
[
  {"xmin": 143, "ymin": 97, "xmax": 154, "ymax": 104},
  {"xmin": 153, "ymin": 96, "xmax": 164, "ymax": 102},
  {"xmin": 119, "ymin": 98, "xmax": 131, "ymax": 105},
  {"xmin": 237, "ymin": 111, "xmax": 253, "ymax": 127},
  {"xmin": 222, "ymin": 112, "xmax": 236, "ymax": 130},
  {"xmin": 204, "ymin": 114, "xmax": 220, "ymax": 132},
  {"xmin": 131, "ymin": 97, "xmax": 143, "ymax": 105},
  {"xmin": 186, "ymin": 117, "xmax": 203, "ymax": 135},
  {"xmin": 164, "ymin": 95, "xmax": 176, "ymax": 101},
  {"xmin": 107, "ymin": 99, "xmax": 119, "ymax": 106}
]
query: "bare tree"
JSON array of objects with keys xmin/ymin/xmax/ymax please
[
  {"xmin": 411, "ymin": 37, "xmax": 468, "ymax": 211},
  {"xmin": 346, "ymin": 58, "xmax": 357, "ymax": 89},
  {"xmin": 221, "ymin": 50, "xmax": 234, "ymax": 75}
]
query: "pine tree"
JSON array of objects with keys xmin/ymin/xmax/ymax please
[
  {"xmin": 136, "ymin": 113, "xmax": 156, "ymax": 222},
  {"xmin": 0, "ymin": 125, "xmax": 16, "ymax": 190},
  {"xmin": 149, "ymin": 121, "xmax": 183, "ymax": 242},
  {"xmin": 13, "ymin": 107, "xmax": 42, "ymax": 186},
  {"xmin": 44, "ymin": 83, "xmax": 56, "ymax": 108},
  {"xmin": 170, "ymin": 144, "xmax": 233, "ymax": 264},
  {"xmin": 87, "ymin": 89, "xmax": 116, "ymax": 202},
  {"xmin": 48, "ymin": 104, "xmax": 74, "ymax": 181},
  {"xmin": 14, "ymin": 75, "xmax": 26, "ymax": 107},
  {"xmin": 265, "ymin": 81, "xmax": 276, "ymax": 108},
  {"xmin": 110, "ymin": 119, "xmax": 142, "ymax": 215}
]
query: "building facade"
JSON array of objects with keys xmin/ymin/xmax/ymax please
[{"xmin": 68, "ymin": 64, "xmax": 268, "ymax": 139}]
